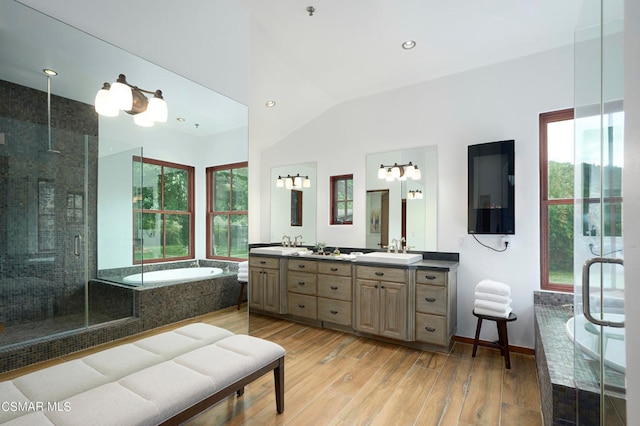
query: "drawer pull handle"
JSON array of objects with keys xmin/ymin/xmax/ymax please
[
  {"xmin": 425, "ymin": 297, "xmax": 436, "ymax": 303},
  {"xmin": 424, "ymin": 275, "xmax": 437, "ymax": 280},
  {"xmin": 380, "ymin": 285, "xmax": 385, "ymax": 289},
  {"xmin": 375, "ymin": 272, "xmax": 384, "ymax": 276},
  {"xmin": 330, "ymin": 310, "xmax": 338, "ymax": 314},
  {"xmin": 425, "ymin": 327, "xmax": 436, "ymax": 332},
  {"xmin": 330, "ymin": 267, "xmax": 338, "ymax": 271},
  {"xmin": 298, "ymin": 264, "xmax": 305, "ymax": 268},
  {"xmin": 260, "ymin": 261, "xmax": 266, "ymax": 264},
  {"xmin": 330, "ymin": 286, "xmax": 338, "ymax": 290},
  {"xmin": 298, "ymin": 304, "xmax": 306, "ymax": 308},
  {"xmin": 298, "ymin": 281, "xmax": 305, "ymax": 285}
]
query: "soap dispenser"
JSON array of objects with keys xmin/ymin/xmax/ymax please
[{"xmin": 333, "ymin": 247, "xmax": 341, "ymax": 256}]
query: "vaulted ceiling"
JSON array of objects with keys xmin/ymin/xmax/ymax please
[{"xmin": 15, "ymin": 0, "xmax": 585, "ymax": 149}]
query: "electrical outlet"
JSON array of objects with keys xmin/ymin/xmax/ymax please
[{"xmin": 501, "ymin": 235, "xmax": 513, "ymax": 249}]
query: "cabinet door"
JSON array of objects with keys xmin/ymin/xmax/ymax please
[
  {"xmin": 354, "ymin": 279, "xmax": 379, "ymax": 334},
  {"xmin": 379, "ymin": 281, "xmax": 408, "ymax": 340},
  {"xmin": 263, "ymin": 269, "xmax": 280, "ymax": 312},
  {"xmin": 248, "ymin": 268, "xmax": 264, "ymax": 309}
]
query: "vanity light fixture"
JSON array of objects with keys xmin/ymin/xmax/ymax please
[
  {"xmin": 276, "ymin": 173, "xmax": 311, "ymax": 189},
  {"xmin": 407, "ymin": 189, "xmax": 423, "ymax": 200},
  {"xmin": 95, "ymin": 74, "xmax": 168, "ymax": 127},
  {"xmin": 377, "ymin": 161, "xmax": 421, "ymax": 181}
]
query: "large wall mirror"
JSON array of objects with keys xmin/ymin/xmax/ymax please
[
  {"xmin": 270, "ymin": 162, "xmax": 317, "ymax": 246},
  {"xmin": 365, "ymin": 146, "xmax": 437, "ymax": 251}
]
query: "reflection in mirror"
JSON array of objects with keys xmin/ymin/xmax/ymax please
[
  {"xmin": 271, "ymin": 162, "xmax": 317, "ymax": 246},
  {"xmin": 366, "ymin": 146, "xmax": 437, "ymax": 251}
]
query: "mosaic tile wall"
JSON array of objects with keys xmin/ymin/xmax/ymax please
[{"xmin": 534, "ymin": 291, "xmax": 626, "ymax": 425}]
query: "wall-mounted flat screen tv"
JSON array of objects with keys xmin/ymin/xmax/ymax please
[{"xmin": 468, "ymin": 140, "xmax": 515, "ymax": 235}]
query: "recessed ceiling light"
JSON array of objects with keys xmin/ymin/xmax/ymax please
[
  {"xmin": 43, "ymin": 68, "xmax": 57, "ymax": 76},
  {"xmin": 402, "ymin": 40, "xmax": 416, "ymax": 50},
  {"xmin": 265, "ymin": 100, "xmax": 276, "ymax": 108},
  {"xmin": 176, "ymin": 117, "xmax": 186, "ymax": 122}
]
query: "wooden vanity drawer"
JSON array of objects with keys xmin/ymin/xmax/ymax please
[
  {"xmin": 317, "ymin": 298, "xmax": 352, "ymax": 325},
  {"xmin": 415, "ymin": 269, "xmax": 446, "ymax": 286},
  {"xmin": 287, "ymin": 271, "xmax": 317, "ymax": 295},
  {"xmin": 249, "ymin": 256, "xmax": 280, "ymax": 269},
  {"xmin": 288, "ymin": 259, "xmax": 318, "ymax": 273},
  {"xmin": 317, "ymin": 275, "xmax": 352, "ymax": 301},
  {"xmin": 356, "ymin": 265, "xmax": 406, "ymax": 283},
  {"xmin": 287, "ymin": 293, "xmax": 317, "ymax": 319},
  {"xmin": 416, "ymin": 313, "xmax": 447, "ymax": 346},
  {"xmin": 416, "ymin": 284, "xmax": 446, "ymax": 315},
  {"xmin": 317, "ymin": 262, "xmax": 352, "ymax": 276}
]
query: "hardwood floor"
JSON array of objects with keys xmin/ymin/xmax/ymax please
[{"xmin": 0, "ymin": 306, "xmax": 543, "ymax": 425}]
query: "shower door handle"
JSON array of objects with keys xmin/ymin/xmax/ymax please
[
  {"xmin": 74, "ymin": 235, "xmax": 82, "ymax": 256},
  {"xmin": 582, "ymin": 257, "xmax": 624, "ymax": 328}
]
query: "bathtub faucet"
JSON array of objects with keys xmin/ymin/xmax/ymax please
[{"xmin": 191, "ymin": 260, "xmax": 199, "ymax": 268}]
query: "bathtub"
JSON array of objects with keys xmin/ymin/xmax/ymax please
[
  {"xmin": 122, "ymin": 267, "xmax": 224, "ymax": 285},
  {"xmin": 565, "ymin": 313, "xmax": 626, "ymax": 374}
]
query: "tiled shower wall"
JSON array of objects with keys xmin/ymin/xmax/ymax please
[{"xmin": 0, "ymin": 79, "xmax": 98, "ymax": 327}]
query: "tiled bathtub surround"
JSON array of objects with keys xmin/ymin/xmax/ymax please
[
  {"xmin": 0, "ymin": 261, "xmax": 243, "ymax": 373},
  {"xmin": 534, "ymin": 291, "xmax": 626, "ymax": 425}
]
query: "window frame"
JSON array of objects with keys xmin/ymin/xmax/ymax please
[
  {"xmin": 206, "ymin": 161, "xmax": 248, "ymax": 261},
  {"xmin": 330, "ymin": 174, "xmax": 353, "ymax": 225},
  {"xmin": 133, "ymin": 156, "xmax": 195, "ymax": 264}
]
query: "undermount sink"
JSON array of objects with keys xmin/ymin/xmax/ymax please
[
  {"xmin": 355, "ymin": 252, "xmax": 422, "ymax": 265},
  {"xmin": 250, "ymin": 246, "xmax": 306, "ymax": 255}
]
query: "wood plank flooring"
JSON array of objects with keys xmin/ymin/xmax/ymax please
[{"xmin": 0, "ymin": 306, "xmax": 543, "ymax": 425}]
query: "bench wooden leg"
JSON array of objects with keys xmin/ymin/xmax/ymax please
[
  {"xmin": 236, "ymin": 387, "xmax": 245, "ymax": 397},
  {"xmin": 237, "ymin": 282, "xmax": 246, "ymax": 310},
  {"xmin": 274, "ymin": 357, "xmax": 285, "ymax": 414},
  {"xmin": 472, "ymin": 317, "xmax": 483, "ymax": 357},
  {"xmin": 497, "ymin": 320, "xmax": 511, "ymax": 369}
]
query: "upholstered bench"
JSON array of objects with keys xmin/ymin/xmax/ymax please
[{"xmin": 0, "ymin": 323, "xmax": 285, "ymax": 425}]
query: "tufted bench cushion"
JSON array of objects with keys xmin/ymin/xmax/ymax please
[{"xmin": 0, "ymin": 323, "xmax": 285, "ymax": 425}]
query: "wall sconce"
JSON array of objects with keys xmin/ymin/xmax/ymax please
[
  {"xmin": 407, "ymin": 189, "xmax": 423, "ymax": 199},
  {"xmin": 377, "ymin": 161, "xmax": 421, "ymax": 181},
  {"xmin": 95, "ymin": 74, "xmax": 168, "ymax": 127},
  {"xmin": 276, "ymin": 173, "xmax": 311, "ymax": 189}
]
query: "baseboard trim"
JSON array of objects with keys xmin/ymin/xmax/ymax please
[{"xmin": 452, "ymin": 335, "xmax": 535, "ymax": 356}]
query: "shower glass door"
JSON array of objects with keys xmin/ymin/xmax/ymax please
[{"xmin": 574, "ymin": 0, "xmax": 625, "ymax": 424}]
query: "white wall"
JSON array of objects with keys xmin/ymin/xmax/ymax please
[
  {"xmin": 97, "ymin": 117, "xmax": 248, "ymax": 269},
  {"xmin": 251, "ymin": 45, "xmax": 574, "ymax": 349},
  {"xmin": 624, "ymin": 0, "xmax": 640, "ymax": 420}
]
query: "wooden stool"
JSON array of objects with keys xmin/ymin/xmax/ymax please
[
  {"xmin": 472, "ymin": 310, "xmax": 517, "ymax": 369},
  {"xmin": 237, "ymin": 281, "xmax": 247, "ymax": 310}
]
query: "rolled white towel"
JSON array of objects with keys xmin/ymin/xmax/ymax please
[
  {"xmin": 237, "ymin": 272, "xmax": 249, "ymax": 282},
  {"xmin": 475, "ymin": 279, "xmax": 511, "ymax": 296},
  {"xmin": 238, "ymin": 266, "xmax": 248, "ymax": 273},
  {"xmin": 474, "ymin": 298, "xmax": 511, "ymax": 312},
  {"xmin": 474, "ymin": 306, "xmax": 513, "ymax": 319},
  {"xmin": 474, "ymin": 291, "xmax": 511, "ymax": 305}
]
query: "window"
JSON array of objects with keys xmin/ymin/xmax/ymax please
[
  {"xmin": 207, "ymin": 162, "xmax": 248, "ymax": 260},
  {"xmin": 330, "ymin": 174, "xmax": 353, "ymax": 225},
  {"xmin": 133, "ymin": 157, "xmax": 194, "ymax": 263}
]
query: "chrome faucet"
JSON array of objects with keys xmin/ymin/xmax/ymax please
[
  {"xmin": 390, "ymin": 238, "xmax": 399, "ymax": 253},
  {"xmin": 400, "ymin": 237, "xmax": 406, "ymax": 253},
  {"xmin": 190, "ymin": 260, "xmax": 199, "ymax": 268},
  {"xmin": 282, "ymin": 235, "xmax": 292, "ymax": 247},
  {"xmin": 294, "ymin": 235, "xmax": 303, "ymax": 247}
]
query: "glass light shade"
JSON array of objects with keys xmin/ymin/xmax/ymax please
[
  {"xmin": 285, "ymin": 178, "xmax": 293, "ymax": 189},
  {"xmin": 147, "ymin": 97, "xmax": 168, "ymax": 122},
  {"xmin": 391, "ymin": 165, "xmax": 401, "ymax": 179},
  {"xmin": 294, "ymin": 176, "xmax": 302, "ymax": 187},
  {"xmin": 407, "ymin": 191, "xmax": 415, "ymax": 200},
  {"xmin": 303, "ymin": 178, "xmax": 311, "ymax": 188},
  {"xmin": 276, "ymin": 177, "xmax": 284, "ymax": 187},
  {"xmin": 412, "ymin": 166, "xmax": 421, "ymax": 180},
  {"xmin": 417, "ymin": 191, "xmax": 423, "ymax": 199},
  {"xmin": 404, "ymin": 163, "xmax": 415, "ymax": 178},
  {"xmin": 110, "ymin": 80, "xmax": 133, "ymax": 110},
  {"xmin": 133, "ymin": 111, "xmax": 155, "ymax": 127},
  {"xmin": 378, "ymin": 165, "xmax": 386, "ymax": 179},
  {"xmin": 94, "ymin": 88, "xmax": 119, "ymax": 117}
]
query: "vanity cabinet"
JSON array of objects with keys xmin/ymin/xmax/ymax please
[
  {"xmin": 317, "ymin": 262, "xmax": 352, "ymax": 326},
  {"xmin": 354, "ymin": 265, "xmax": 409, "ymax": 341},
  {"xmin": 286, "ymin": 259, "xmax": 318, "ymax": 320},
  {"xmin": 248, "ymin": 256, "xmax": 281, "ymax": 313},
  {"xmin": 415, "ymin": 269, "xmax": 457, "ymax": 347}
]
